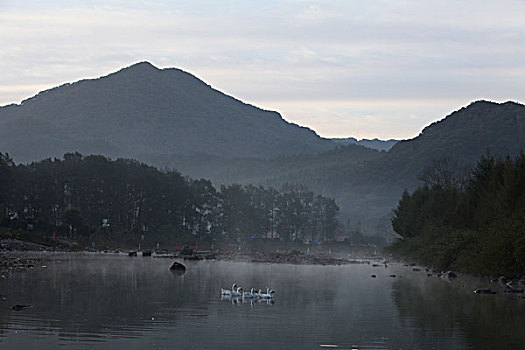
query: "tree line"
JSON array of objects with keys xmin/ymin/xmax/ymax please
[
  {"xmin": 390, "ymin": 153, "xmax": 525, "ymax": 276},
  {"xmin": 0, "ymin": 152, "xmax": 339, "ymax": 248}
]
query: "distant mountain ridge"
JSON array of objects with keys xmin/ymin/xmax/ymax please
[
  {"xmin": 331, "ymin": 137, "xmax": 399, "ymax": 151},
  {"xmin": 0, "ymin": 62, "xmax": 336, "ymax": 163}
]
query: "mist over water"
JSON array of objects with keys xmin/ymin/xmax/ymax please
[{"xmin": 0, "ymin": 253, "xmax": 524, "ymax": 349}]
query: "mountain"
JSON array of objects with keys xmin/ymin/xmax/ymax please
[
  {"xmin": 2, "ymin": 62, "xmax": 524, "ymax": 235},
  {"xmin": 386, "ymin": 100, "xmax": 525, "ymax": 187},
  {"xmin": 0, "ymin": 62, "xmax": 336, "ymax": 163},
  {"xmin": 148, "ymin": 143, "xmax": 384, "ymax": 187},
  {"xmin": 331, "ymin": 137, "xmax": 399, "ymax": 151},
  {"xmin": 162, "ymin": 100, "xmax": 525, "ymax": 232}
]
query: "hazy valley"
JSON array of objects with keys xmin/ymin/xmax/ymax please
[
  {"xmin": 2, "ymin": 63, "xmax": 524, "ymax": 234},
  {"xmin": 4, "ymin": 2, "xmax": 525, "ymax": 349}
]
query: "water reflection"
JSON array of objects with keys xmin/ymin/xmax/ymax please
[
  {"xmin": 220, "ymin": 295, "xmax": 275, "ymax": 306},
  {"xmin": 391, "ymin": 273, "xmax": 525, "ymax": 349},
  {"xmin": 169, "ymin": 269, "xmax": 185, "ymax": 277},
  {"xmin": 1, "ymin": 254, "xmax": 191, "ymax": 342},
  {"xmin": 0, "ymin": 254, "xmax": 524, "ymax": 349}
]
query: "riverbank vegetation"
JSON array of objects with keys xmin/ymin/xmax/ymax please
[
  {"xmin": 0, "ymin": 152, "xmax": 343, "ymax": 249},
  {"xmin": 389, "ymin": 153, "xmax": 525, "ymax": 277}
]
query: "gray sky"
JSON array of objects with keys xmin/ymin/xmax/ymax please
[{"xmin": 1, "ymin": 0, "xmax": 524, "ymax": 139}]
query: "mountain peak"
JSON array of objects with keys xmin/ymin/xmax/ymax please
[
  {"xmin": 418, "ymin": 100, "xmax": 524, "ymax": 136},
  {"xmin": 390, "ymin": 100, "xmax": 525, "ymax": 163},
  {"xmin": 124, "ymin": 61, "xmax": 159, "ymax": 71},
  {"xmin": 110, "ymin": 61, "xmax": 162, "ymax": 79},
  {"xmin": 466, "ymin": 99, "xmax": 524, "ymax": 110},
  {"xmin": 0, "ymin": 62, "xmax": 336, "ymax": 162}
]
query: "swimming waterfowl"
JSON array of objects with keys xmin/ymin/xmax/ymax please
[
  {"xmin": 221, "ymin": 283, "xmax": 238, "ymax": 296},
  {"xmin": 231, "ymin": 286, "xmax": 244, "ymax": 297},
  {"xmin": 243, "ymin": 288, "xmax": 258, "ymax": 299},
  {"xmin": 258, "ymin": 288, "xmax": 275, "ymax": 299}
]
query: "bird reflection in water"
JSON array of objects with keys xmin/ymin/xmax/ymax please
[{"xmin": 220, "ymin": 295, "xmax": 274, "ymax": 306}]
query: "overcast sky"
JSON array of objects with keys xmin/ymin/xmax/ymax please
[{"xmin": 1, "ymin": 0, "xmax": 524, "ymax": 139}]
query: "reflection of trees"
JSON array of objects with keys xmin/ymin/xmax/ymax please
[
  {"xmin": 2, "ymin": 256, "xmax": 204, "ymax": 339},
  {"xmin": 0, "ymin": 308, "xmax": 8, "ymax": 338},
  {"xmin": 391, "ymin": 277, "xmax": 525, "ymax": 349},
  {"xmin": 5, "ymin": 257, "xmax": 330, "ymax": 341},
  {"xmin": 12, "ymin": 259, "xmax": 525, "ymax": 348}
]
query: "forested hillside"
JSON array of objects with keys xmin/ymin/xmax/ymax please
[
  {"xmin": 0, "ymin": 153, "xmax": 340, "ymax": 248},
  {"xmin": 0, "ymin": 62, "xmax": 335, "ymax": 163},
  {"xmin": 385, "ymin": 100, "xmax": 525, "ymax": 188},
  {"xmin": 165, "ymin": 101, "xmax": 525, "ymax": 233},
  {"xmin": 389, "ymin": 152, "xmax": 525, "ymax": 276},
  {"xmin": 151, "ymin": 143, "xmax": 383, "ymax": 189}
]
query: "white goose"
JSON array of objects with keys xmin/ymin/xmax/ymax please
[
  {"xmin": 258, "ymin": 288, "xmax": 276, "ymax": 299},
  {"xmin": 231, "ymin": 286, "xmax": 244, "ymax": 297},
  {"xmin": 221, "ymin": 283, "xmax": 238, "ymax": 296},
  {"xmin": 243, "ymin": 288, "xmax": 258, "ymax": 299}
]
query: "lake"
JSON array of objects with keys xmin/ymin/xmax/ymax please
[{"xmin": 1, "ymin": 253, "xmax": 524, "ymax": 349}]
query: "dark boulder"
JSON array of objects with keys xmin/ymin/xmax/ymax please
[
  {"xmin": 170, "ymin": 261, "xmax": 186, "ymax": 271},
  {"xmin": 12, "ymin": 304, "xmax": 32, "ymax": 311}
]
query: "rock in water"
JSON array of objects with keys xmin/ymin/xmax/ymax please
[
  {"xmin": 170, "ymin": 262, "xmax": 186, "ymax": 271},
  {"xmin": 12, "ymin": 304, "xmax": 32, "ymax": 311}
]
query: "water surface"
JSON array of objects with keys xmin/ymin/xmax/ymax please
[{"xmin": 1, "ymin": 253, "xmax": 524, "ymax": 349}]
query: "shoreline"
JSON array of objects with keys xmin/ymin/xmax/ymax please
[
  {"xmin": 212, "ymin": 249, "xmax": 381, "ymax": 266},
  {"xmin": 0, "ymin": 239, "xmax": 49, "ymax": 277},
  {"xmin": 0, "ymin": 252, "xmax": 43, "ymax": 278},
  {"xmin": 2, "ymin": 240, "xmax": 525, "ymax": 301},
  {"xmin": 0, "ymin": 238, "xmax": 384, "ymax": 275}
]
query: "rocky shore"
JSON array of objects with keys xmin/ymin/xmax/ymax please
[
  {"xmin": 0, "ymin": 239, "xmax": 48, "ymax": 276},
  {"xmin": 0, "ymin": 253, "xmax": 43, "ymax": 277},
  {"xmin": 1, "ymin": 239, "xmax": 49, "ymax": 252},
  {"xmin": 0, "ymin": 238, "xmax": 380, "ymax": 275},
  {"xmin": 214, "ymin": 249, "xmax": 377, "ymax": 265}
]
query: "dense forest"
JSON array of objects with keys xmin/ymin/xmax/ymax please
[
  {"xmin": 0, "ymin": 152, "xmax": 341, "ymax": 249},
  {"xmin": 390, "ymin": 153, "xmax": 525, "ymax": 277}
]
